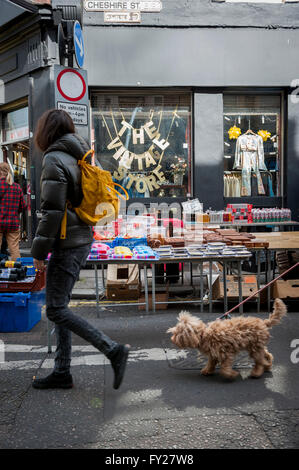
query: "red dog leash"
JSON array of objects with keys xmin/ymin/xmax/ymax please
[{"xmin": 218, "ymin": 261, "xmax": 299, "ymax": 320}]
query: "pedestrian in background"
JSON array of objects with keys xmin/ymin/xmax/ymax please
[
  {"xmin": 31, "ymin": 109, "xmax": 130, "ymax": 390},
  {"xmin": 0, "ymin": 162, "xmax": 26, "ymax": 261}
]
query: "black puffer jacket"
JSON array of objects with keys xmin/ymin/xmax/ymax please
[{"xmin": 31, "ymin": 133, "xmax": 93, "ymax": 260}]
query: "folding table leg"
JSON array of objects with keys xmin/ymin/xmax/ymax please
[
  {"xmin": 151, "ymin": 263, "xmax": 156, "ymax": 313},
  {"xmin": 144, "ymin": 265, "xmax": 149, "ymax": 314},
  {"xmin": 257, "ymin": 250, "xmax": 261, "ymax": 313},
  {"xmin": 200, "ymin": 261, "xmax": 204, "ymax": 313},
  {"xmin": 209, "ymin": 261, "xmax": 213, "ymax": 313},
  {"xmin": 101, "ymin": 264, "xmax": 105, "ymax": 289},
  {"xmin": 94, "ymin": 263, "xmax": 100, "ymax": 318},
  {"xmin": 267, "ymin": 249, "xmax": 272, "ymax": 312},
  {"xmin": 238, "ymin": 261, "xmax": 243, "ymax": 314},
  {"xmin": 223, "ymin": 261, "xmax": 228, "ymax": 314}
]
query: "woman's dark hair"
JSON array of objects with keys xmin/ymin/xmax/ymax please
[{"xmin": 34, "ymin": 109, "xmax": 75, "ymax": 151}]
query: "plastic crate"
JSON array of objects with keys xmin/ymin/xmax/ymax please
[
  {"xmin": 16, "ymin": 258, "xmax": 36, "ymax": 276},
  {"xmin": 0, "ymin": 290, "xmax": 45, "ymax": 332},
  {"xmin": 113, "ymin": 237, "xmax": 147, "ymax": 249},
  {"xmin": 0, "ymin": 270, "xmax": 46, "ymax": 293},
  {"xmin": 17, "ymin": 257, "xmax": 34, "ymax": 266}
]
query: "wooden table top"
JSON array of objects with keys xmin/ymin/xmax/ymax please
[{"xmin": 249, "ymin": 232, "xmax": 299, "ymax": 250}]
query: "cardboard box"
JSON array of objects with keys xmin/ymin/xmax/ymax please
[
  {"xmin": 106, "ymin": 264, "xmax": 140, "ymax": 300},
  {"xmin": 273, "ymin": 279, "xmax": 299, "ymax": 299},
  {"xmin": 213, "ymin": 275, "xmax": 258, "ymax": 300},
  {"xmin": 138, "ymin": 291, "xmax": 169, "ymax": 310}
]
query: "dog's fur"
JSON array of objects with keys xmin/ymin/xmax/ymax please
[{"xmin": 167, "ymin": 298, "xmax": 287, "ymax": 379}]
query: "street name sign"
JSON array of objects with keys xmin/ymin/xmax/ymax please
[{"xmin": 84, "ymin": 1, "xmax": 162, "ymax": 12}]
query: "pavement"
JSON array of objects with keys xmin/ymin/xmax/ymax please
[{"xmin": 0, "ymin": 266, "xmax": 299, "ymax": 451}]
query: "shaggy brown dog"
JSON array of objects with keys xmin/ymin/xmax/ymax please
[{"xmin": 167, "ymin": 298, "xmax": 287, "ymax": 379}]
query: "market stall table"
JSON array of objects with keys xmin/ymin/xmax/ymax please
[
  {"xmin": 249, "ymin": 232, "xmax": 299, "ymax": 310},
  {"xmin": 203, "ymin": 221, "xmax": 299, "ymax": 231},
  {"xmin": 149, "ymin": 253, "xmax": 252, "ymax": 314},
  {"xmin": 86, "ymin": 258, "xmax": 154, "ymax": 315}
]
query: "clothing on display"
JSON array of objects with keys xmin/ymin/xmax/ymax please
[
  {"xmin": 234, "ymin": 132, "xmax": 267, "ymax": 196},
  {"xmin": 224, "ymin": 174, "xmax": 241, "ymax": 197}
]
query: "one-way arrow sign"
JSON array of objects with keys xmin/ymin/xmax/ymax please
[{"xmin": 73, "ymin": 21, "xmax": 84, "ymax": 68}]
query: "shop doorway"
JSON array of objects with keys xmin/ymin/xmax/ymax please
[{"xmin": 2, "ymin": 141, "xmax": 31, "ymax": 247}]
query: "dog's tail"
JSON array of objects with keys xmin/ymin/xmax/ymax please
[{"xmin": 264, "ymin": 298, "xmax": 287, "ymax": 328}]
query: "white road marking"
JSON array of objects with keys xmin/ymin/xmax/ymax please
[{"xmin": 0, "ymin": 345, "xmax": 185, "ymax": 371}]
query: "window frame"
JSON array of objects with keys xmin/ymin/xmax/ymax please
[
  {"xmin": 90, "ymin": 88, "xmax": 194, "ymax": 204},
  {"xmin": 222, "ymin": 89, "xmax": 285, "ymax": 205}
]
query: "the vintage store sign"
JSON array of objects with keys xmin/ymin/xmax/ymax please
[
  {"xmin": 84, "ymin": 1, "xmax": 162, "ymax": 12},
  {"xmin": 104, "ymin": 117, "xmax": 171, "ymax": 194}
]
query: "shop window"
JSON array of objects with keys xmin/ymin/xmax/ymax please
[
  {"xmin": 91, "ymin": 92, "xmax": 192, "ymax": 198},
  {"xmin": 223, "ymin": 94, "xmax": 282, "ymax": 198},
  {"xmin": 2, "ymin": 107, "xmax": 29, "ymax": 143}
]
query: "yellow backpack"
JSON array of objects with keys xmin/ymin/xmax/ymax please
[{"xmin": 60, "ymin": 149, "xmax": 128, "ymax": 239}]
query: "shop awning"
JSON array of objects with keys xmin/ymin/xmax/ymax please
[{"xmin": 1, "ymin": 0, "xmax": 38, "ymax": 28}]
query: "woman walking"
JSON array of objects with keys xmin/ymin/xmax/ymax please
[
  {"xmin": 31, "ymin": 109, "xmax": 130, "ymax": 390},
  {"xmin": 0, "ymin": 162, "xmax": 26, "ymax": 261}
]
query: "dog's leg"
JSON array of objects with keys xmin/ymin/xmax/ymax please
[
  {"xmin": 250, "ymin": 349, "xmax": 267, "ymax": 378},
  {"xmin": 219, "ymin": 355, "xmax": 239, "ymax": 379},
  {"xmin": 263, "ymin": 349, "xmax": 273, "ymax": 372},
  {"xmin": 201, "ymin": 356, "xmax": 217, "ymax": 376}
]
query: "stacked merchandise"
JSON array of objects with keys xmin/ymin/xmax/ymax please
[
  {"xmin": 0, "ymin": 261, "xmax": 27, "ymax": 281},
  {"xmin": 87, "ymin": 243, "xmax": 111, "ymax": 260},
  {"xmin": 0, "ymin": 257, "xmax": 46, "ymax": 332},
  {"xmin": 180, "ymin": 202, "xmax": 292, "ymax": 226},
  {"xmin": 87, "ymin": 242, "xmax": 159, "ymax": 261},
  {"xmin": 226, "ymin": 204, "xmax": 253, "ymax": 223},
  {"xmin": 148, "ymin": 228, "xmax": 269, "ymax": 249},
  {"xmin": 154, "ymin": 243, "xmax": 252, "ymax": 259},
  {"xmin": 251, "ymin": 208, "xmax": 291, "ymax": 223}
]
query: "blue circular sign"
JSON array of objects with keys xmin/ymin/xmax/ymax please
[{"xmin": 73, "ymin": 21, "xmax": 84, "ymax": 68}]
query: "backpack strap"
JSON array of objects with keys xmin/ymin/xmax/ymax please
[
  {"xmin": 112, "ymin": 182, "xmax": 129, "ymax": 200},
  {"xmin": 60, "ymin": 201, "xmax": 73, "ymax": 240},
  {"xmin": 79, "ymin": 149, "xmax": 95, "ymax": 164},
  {"xmin": 105, "ymin": 182, "xmax": 129, "ymax": 201},
  {"xmin": 60, "ymin": 205, "xmax": 68, "ymax": 240}
]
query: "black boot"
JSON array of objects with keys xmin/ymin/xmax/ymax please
[
  {"xmin": 32, "ymin": 372, "xmax": 73, "ymax": 389},
  {"xmin": 109, "ymin": 344, "xmax": 130, "ymax": 390}
]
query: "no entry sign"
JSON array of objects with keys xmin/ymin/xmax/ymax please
[
  {"xmin": 56, "ymin": 68, "xmax": 87, "ymax": 102},
  {"xmin": 54, "ymin": 65, "xmax": 90, "ymax": 141}
]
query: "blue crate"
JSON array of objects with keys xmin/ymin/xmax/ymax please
[
  {"xmin": 113, "ymin": 237, "xmax": 147, "ymax": 249},
  {"xmin": 0, "ymin": 290, "xmax": 45, "ymax": 332},
  {"xmin": 17, "ymin": 257, "xmax": 34, "ymax": 266},
  {"xmin": 16, "ymin": 258, "xmax": 36, "ymax": 276},
  {"xmin": 25, "ymin": 266, "xmax": 36, "ymax": 277}
]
